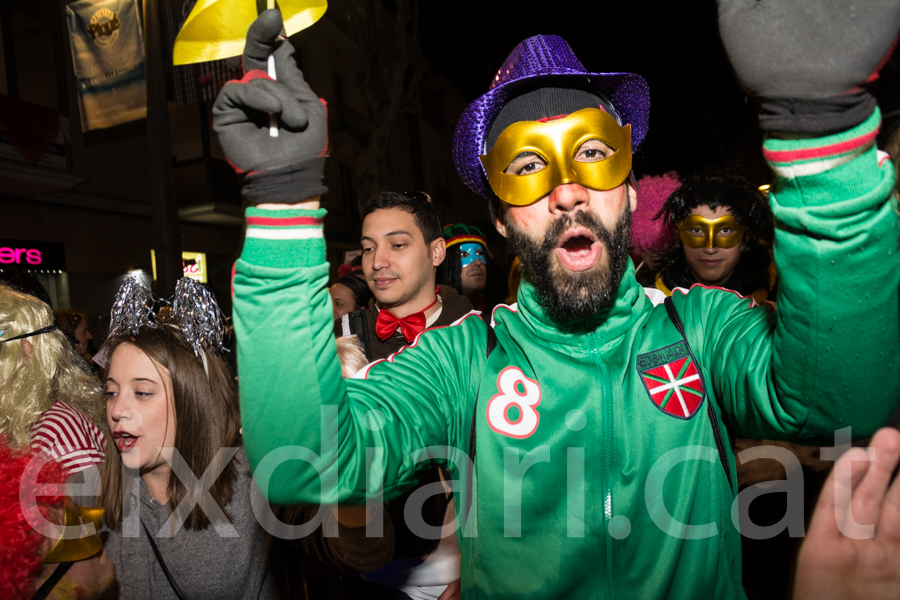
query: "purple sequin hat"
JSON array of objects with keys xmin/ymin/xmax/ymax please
[{"xmin": 453, "ymin": 34, "xmax": 650, "ymax": 199}]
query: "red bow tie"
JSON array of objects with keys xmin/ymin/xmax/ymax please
[{"xmin": 375, "ymin": 294, "xmax": 439, "ymax": 344}]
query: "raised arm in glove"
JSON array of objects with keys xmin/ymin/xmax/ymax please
[{"xmin": 213, "ymin": 9, "xmax": 327, "ymax": 205}]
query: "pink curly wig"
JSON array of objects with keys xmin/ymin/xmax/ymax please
[
  {"xmin": 0, "ymin": 442, "xmax": 65, "ymax": 600},
  {"xmin": 631, "ymin": 171, "xmax": 681, "ymax": 254}
]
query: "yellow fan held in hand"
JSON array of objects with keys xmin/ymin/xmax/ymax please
[{"xmin": 174, "ymin": 0, "xmax": 327, "ymax": 136}]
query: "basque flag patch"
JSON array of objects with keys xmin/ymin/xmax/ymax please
[{"xmin": 636, "ymin": 341, "xmax": 705, "ymax": 420}]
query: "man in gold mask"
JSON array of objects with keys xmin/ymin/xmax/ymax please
[
  {"xmin": 478, "ymin": 90, "xmax": 640, "ymax": 322},
  {"xmin": 220, "ymin": 4, "xmax": 900, "ymax": 598}
]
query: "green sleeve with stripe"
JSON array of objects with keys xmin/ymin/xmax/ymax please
[
  {"xmin": 677, "ymin": 108, "xmax": 900, "ymax": 443},
  {"xmin": 233, "ymin": 208, "xmax": 483, "ymax": 505}
]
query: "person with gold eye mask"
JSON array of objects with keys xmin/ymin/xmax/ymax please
[
  {"xmin": 479, "ymin": 106, "xmax": 633, "ymax": 208},
  {"xmin": 222, "ymin": 6, "xmax": 900, "ymax": 600},
  {"xmin": 655, "ymin": 171, "xmax": 778, "ymax": 304}
]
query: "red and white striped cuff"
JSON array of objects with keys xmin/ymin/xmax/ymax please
[
  {"xmin": 245, "ymin": 213, "xmax": 324, "ymax": 241},
  {"xmin": 764, "ymin": 108, "xmax": 881, "ymax": 179}
]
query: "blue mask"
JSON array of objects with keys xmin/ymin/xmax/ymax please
[{"xmin": 459, "ymin": 243, "xmax": 487, "ymax": 268}]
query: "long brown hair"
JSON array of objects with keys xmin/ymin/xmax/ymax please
[
  {"xmin": 100, "ymin": 326, "xmax": 241, "ymax": 531},
  {"xmin": 54, "ymin": 309, "xmax": 86, "ymax": 338}
]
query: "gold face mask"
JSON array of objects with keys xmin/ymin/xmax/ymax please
[
  {"xmin": 480, "ymin": 108, "xmax": 632, "ymax": 206},
  {"xmin": 678, "ymin": 215, "xmax": 745, "ymax": 249},
  {"xmin": 43, "ymin": 503, "xmax": 105, "ymax": 563}
]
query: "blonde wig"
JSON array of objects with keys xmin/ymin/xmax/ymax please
[{"xmin": 0, "ymin": 285, "xmax": 105, "ymax": 445}]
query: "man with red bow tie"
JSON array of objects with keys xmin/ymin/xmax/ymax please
[
  {"xmin": 334, "ymin": 191, "xmax": 475, "ymax": 364},
  {"xmin": 328, "ymin": 190, "xmax": 473, "ymax": 599}
]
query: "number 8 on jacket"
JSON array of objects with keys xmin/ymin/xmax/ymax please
[{"xmin": 487, "ymin": 367, "xmax": 542, "ymax": 439}]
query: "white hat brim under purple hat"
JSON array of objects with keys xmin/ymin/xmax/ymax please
[{"xmin": 452, "ymin": 34, "xmax": 651, "ymax": 200}]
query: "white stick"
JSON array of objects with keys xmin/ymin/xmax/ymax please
[
  {"xmin": 265, "ymin": 1, "xmax": 278, "ymax": 137},
  {"xmin": 268, "ymin": 53, "xmax": 278, "ymax": 137}
]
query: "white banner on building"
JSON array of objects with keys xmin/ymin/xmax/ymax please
[{"xmin": 65, "ymin": 0, "xmax": 146, "ymax": 131}]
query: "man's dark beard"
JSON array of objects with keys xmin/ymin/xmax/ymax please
[{"xmin": 507, "ymin": 206, "xmax": 632, "ymax": 323}]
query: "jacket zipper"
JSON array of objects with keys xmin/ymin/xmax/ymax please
[{"xmin": 588, "ymin": 332, "xmax": 615, "ymax": 600}]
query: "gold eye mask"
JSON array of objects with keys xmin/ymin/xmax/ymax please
[
  {"xmin": 480, "ymin": 108, "xmax": 632, "ymax": 206},
  {"xmin": 677, "ymin": 215, "xmax": 745, "ymax": 249}
]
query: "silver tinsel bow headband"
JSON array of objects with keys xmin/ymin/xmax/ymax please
[
  {"xmin": 108, "ymin": 276, "xmax": 157, "ymax": 338},
  {"xmin": 171, "ymin": 277, "xmax": 226, "ymax": 357},
  {"xmin": 108, "ymin": 276, "xmax": 226, "ymax": 357}
]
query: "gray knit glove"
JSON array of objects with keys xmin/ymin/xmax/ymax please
[
  {"xmin": 718, "ymin": 0, "xmax": 900, "ymax": 134},
  {"xmin": 213, "ymin": 9, "xmax": 328, "ymax": 204}
]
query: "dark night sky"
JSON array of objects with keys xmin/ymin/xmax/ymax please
[{"xmin": 419, "ymin": 1, "xmax": 900, "ymax": 185}]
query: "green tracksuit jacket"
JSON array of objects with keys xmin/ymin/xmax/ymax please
[{"xmin": 233, "ymin": 110, "xmax": 900, "ymax": 599}]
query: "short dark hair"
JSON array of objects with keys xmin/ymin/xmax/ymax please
[
  {"xmin": 363, "ymin": 192, "xmax": 442, "ymax": 244},
  {"xmin": 333, "ymin": 274, "xmax": 373, "ymax": 309}
]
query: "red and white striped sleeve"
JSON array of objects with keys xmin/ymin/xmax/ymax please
[{"xmin": 30, "ymin": 401, "xmax": 106, "ymax": 476}]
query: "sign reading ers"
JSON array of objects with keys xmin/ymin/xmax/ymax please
[
  {"xmin": 0, "ymin": 247, "xmax": 42, "ymax": 265},
  {"xmin": 0, "ymin": 240, "xmax": 66, "ymax": 271}
]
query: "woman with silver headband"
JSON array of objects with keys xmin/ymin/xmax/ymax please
[
  {"xmin": 97, "ymin": 277, "xmax": 281, "ymax": 600},
  {"xmin": 98, "ymin": 277, "xmax": 394, "ymax": 598}
]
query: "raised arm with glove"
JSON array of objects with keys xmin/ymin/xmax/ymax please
[
  {"xmin": 718, "ymin": 0, "xmax": 900, "ymax": 134},
  {"xmin": 213, "ymin": 9, "xmax": 328, "ymax": 204},
  {"xmin": 695, "ymin": 0, "xmax": 900, "ymax": 446}
]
